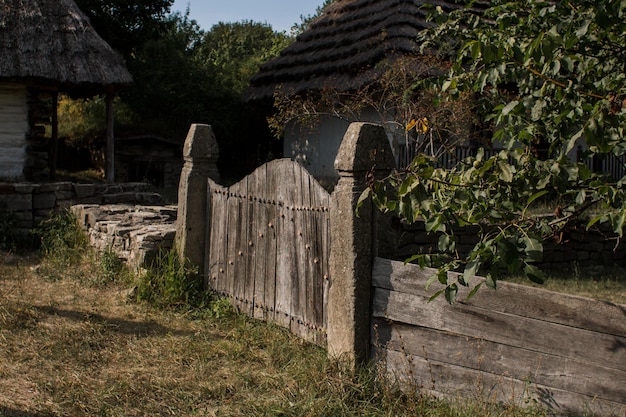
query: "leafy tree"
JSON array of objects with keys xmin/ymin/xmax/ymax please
[
  {"xmin": 61, "ymin": 1, "xmax": 293, "ymax": 180},
  {"xmin": 200, "ymin": 21, "xmax": 292, "ymax": 95},
  {"xmin": 363, "ymin": 0, "xmax": 626, "ymax": 302},
  {"xmin": 74, "ymin": 0, "xmax": 174, "ymax": 55}
]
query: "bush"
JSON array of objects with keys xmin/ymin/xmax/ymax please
[
  {"xmin": 136, "ymin": 249, "xmax": 208, "ymax": 309},
  {"xmin": 36, "ymin": 209, "xmax": 87, "ymax": 267}
]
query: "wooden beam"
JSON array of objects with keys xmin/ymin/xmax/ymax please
[
  {"xmin": 105, "ymin": 89, "xmax": 115, "ymax": 183},
  {"xmin": 50, "ymin": 90, "xmax": 59, "ymax": 180}
]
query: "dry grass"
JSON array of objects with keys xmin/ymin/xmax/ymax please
[
  {"xmin": 0, "ymin": 250, "xmax": 553, "ymax": 417},
  {"xmin": 0, "ymin": 254, "xmax": 303, "ymax": 415}
]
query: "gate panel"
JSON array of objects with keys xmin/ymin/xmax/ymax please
[{"xmin": 205, "ymin": 159, "xmax": 330, "ymax": 346}]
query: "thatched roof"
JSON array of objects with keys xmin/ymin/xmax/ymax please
[
  {"xmin": 0, "ymin": 0, "xmax": 133, "ymax": 96},
  {"xmin": 245, "ymin": 0, "xmax": 487, "ymax": 101}
]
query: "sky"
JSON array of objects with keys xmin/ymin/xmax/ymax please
[{"xmin": 170, "ymin": 0, "xmax": 326, "ymax": 33}]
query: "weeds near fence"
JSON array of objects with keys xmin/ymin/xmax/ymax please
[{"xmin": 135, "ymin": 249, "xmax": 209, "ymax": 310}]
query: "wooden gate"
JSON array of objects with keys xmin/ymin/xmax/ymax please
[{"xmin": 205, "ymin": 159, "xmax": 331, "ymax": 346}]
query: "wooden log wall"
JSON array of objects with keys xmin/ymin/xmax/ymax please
[
  {"xmin": 206, "ymin": 159, "xmax": 331, "ymax": 346},
  {"xmin": 371, "ymin": 257, "xmax": 626, "ymax": 416},
  {"xmin": 0, "ymin": 83, "xmax": 28, "ymax": 178}
]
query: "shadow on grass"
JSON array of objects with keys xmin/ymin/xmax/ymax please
[
  {"xmin": 33, "ymin": 305, "xmax": 196, "ymax": 338},
  {"xmin": 0, "ymin": 406, "xmax": 55, "ymax": 417}
]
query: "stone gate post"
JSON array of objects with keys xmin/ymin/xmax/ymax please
[
  {"xmin": 328, "ymin": 122, "xmax": 395, "ymax": 364},
  {"xmin": 176, "ymin": 124, "xmax": 220, "ymax": 271}
]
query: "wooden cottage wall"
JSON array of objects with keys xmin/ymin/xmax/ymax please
[{"xmin": 0, "ymin": 83, "xmax": 28, "ymax": 179}]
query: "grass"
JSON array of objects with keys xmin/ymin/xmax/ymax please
[
  {"xmin": 0, "ymin": 212, "xmax": 553, "ymax": 417},
  {"xmin": 0, "ymin": 255, "xmax": 550, "ymax": 417},
  {"xmin": 502, "ymin": 263, "xmax": 626, "ymax": 304}
]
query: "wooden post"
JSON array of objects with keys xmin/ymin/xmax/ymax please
[
  {"xmin": 327, "ymin": 122, "xmax": 395, "ymax": 364},
  {"xmin": 176, "ymin": 124, "xmax": 220, "ymax": 272},
  {"xmin": 105, "ymin": 89, "xmax": 115, "ymax": 183},
  {"xmin": 50, "ymin": 90, "xmax": 58, "ymax": 180}
]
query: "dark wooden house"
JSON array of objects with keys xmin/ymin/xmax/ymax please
[{"xmin": 0, "ymin": 0, "xmax": 132, "ymax": 181}]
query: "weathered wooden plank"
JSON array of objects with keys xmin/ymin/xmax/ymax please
[
  {"xmin": 251, "ymin": 164, "xmax": 268, "ymax": 320},
  {"xmin": 383, "ymin": 349, "xmax": 625, "ymax": 417},
  {"xmin": 310, "ymin": 177, "xmax": 331, "ymax": 346},
  {"xmin": 372, "ymin": 318, "xmax": 626, "ymax": 404},
  {"xmin": 224, "ymin": 187, "xmax": 242, "ymax": 309},
  {"xmin": 207, "ymin": 180, "xmax": 228, "ymax": 296},
  {"xmin": 275, "ymin": 161, "xmax": 296, "ymax": 329},
  {"xmin": 231, "ymin": 180, "xmax": 251, "ymax": 315},
  {"xmin": 372, "ymin": 287, "xmax": 626, "ymax": 372},
  {"xmin": 263, "ymin": 162, "xmax": 280, "ymax": 324},
  {"xmin": 243, "ymin": 180, "xmax": 257, "ymax": 317},
  {"xmin": 288, "ymin": 164, "xmax": 309, "ymax": 341},
  {"xmin": 372, "ymin": 257, "xmax": 626, "ymax": 337}
]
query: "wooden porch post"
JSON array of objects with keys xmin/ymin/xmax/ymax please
[
  {"xmin": 105, "ymin": 89, "xmax": 115, "ymax": 183},
  {"xmin": 50, "ymin": 90, "xmax": 59, "ymax": 180}
]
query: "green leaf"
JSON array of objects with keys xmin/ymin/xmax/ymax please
[
  {"xmin": 587, "ymin": 214, "xmax": 606, "ymax": 229},
  {"xmin": 485, "ymin": 273, "xmax": 497, "ymax": 289},
  {"xmin": 463, "ymin": 258, "xmax": 480, "ymax": 282},
  {"xmin": 526, "ymin": 190, "xmax": 549, "ymax": 206},
  {"xmin": 501, "ymin": 100, "xmax": 519, "ymax": 115},
  {"xmin": 438, "ymin": 234, "xmax": 456, "ymax": 252},
  {"xmin": 498, "ymin": 160, "xmax": 514, "ymax": 183},
  {"xmin": 428, "ymin": 288, "xmax": 446, "ymax": 302},
  {"xmin": 425, "ymin": 271, "xmax": 439, "ymax": 290},
  {"xmin": 425, "ymin": 215, "xmax": 446, "ymax": 233},
  {"xmin": 445, "ymin": 283, "xmax": 459, "ymax": 304},
  {"xmin": 467, "ymin": 282, "xmax": 483, "ymax": 300},
  {"xmin": 523, "ymin": 237, "xmax": 543, "ymax": 263},
  {"xmin": 611, "ymin": 210, "xmax": 626, "ymax": 237},
  {"xmin": 437, "ymin": 268, "xmax": 448, "ymax": 285},
  {"xmin": 355, "ymin": 188, "xmax": 371, "ymax": 217},
  {"xmin": 575, "ymin": 19, "xmax": 591, "ymax": 37},
  {"xmin": 524, "ymin": 264, "xmax": 545, "ymax": 284}
]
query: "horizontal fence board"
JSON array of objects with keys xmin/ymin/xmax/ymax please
[
  {"xmin": 383, "ymin": 349, "xmax": 625, "ymax": 417},
  {"xmin": 372, "ymin": 318, "xmax": 626, "ymax": 404},
  {"xmin": 372, "ymin": 286, "xmax": 626, "ymax": 372},
  {"xmin": 371, "ymin": 257, "xmax": 626, "ymax": 415},
  {"xmin": 372, "ymin": 258, "xmax": 626, "ymax": 337}
]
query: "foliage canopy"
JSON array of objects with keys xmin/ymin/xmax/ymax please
[{"xmin": 363, "ymin": 0, "xmax": 626, "ymax": 302}]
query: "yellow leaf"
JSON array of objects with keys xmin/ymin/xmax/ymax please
[
  {"xmin": 406, "ymin": 119, "xmax": 417, "ymax": 131},
  {"xmin": 417, "ymin": 117, "xmax": 429, "ymax": 134}
]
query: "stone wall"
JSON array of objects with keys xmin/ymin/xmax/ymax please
[
  {"xmin": 71, "ymin": 204, "xmax": 176, "ymax": 270},
  {"xmin": 0, "ymin": 182, "xmax": 162, "ymax": 232}
]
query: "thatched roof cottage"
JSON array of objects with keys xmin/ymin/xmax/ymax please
[
  {"xmin": 246, "ymin": 0, "xmax": 487, "ymax": 185},
  {"xmin": 0, "ymin": 0, "xmax": 132, "ymax": 180}
]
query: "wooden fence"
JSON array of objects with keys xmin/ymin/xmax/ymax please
[
  {"xmin": 205, "ymin": 160, "xmax": 330, "ymax": 346},
  {"xmin": 372, "ymin": 257, "xmax": 626, "ymax": 416},
  {"xmin": 176, "ymin": 123, "xmax": 626, "ymax": 416}
]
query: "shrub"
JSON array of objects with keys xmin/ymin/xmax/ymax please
[
  {"xmin": 36, "ymin": 209, "xmax": 87, "ymax": 267},
  {"xmin": 136, "ymin": 249, "xmax": 208, "ymax": 309}
]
